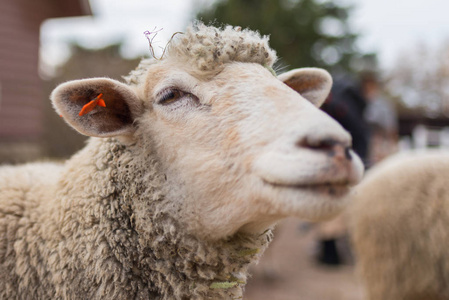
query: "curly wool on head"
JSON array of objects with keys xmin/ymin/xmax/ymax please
[
  {"xmin": 168, "ymin": 22, "xmax": 277, "ymax": 72},
  {"xmin": 124, "ymin": 22, "xmax": 277, "ymax": 85}
]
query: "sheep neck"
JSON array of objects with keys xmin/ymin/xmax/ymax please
[{"xmin": 59, "ymin": 138, "xmax": 273, "ymax": 299}]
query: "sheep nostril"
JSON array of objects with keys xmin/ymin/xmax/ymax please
[
  {"xmin": 297, "ymin": 138, "xmax": 338, "ymax": 151},
  {"xmin": 313, "ymin": 138, "xmax": 338, "ymax": 151},
  {"xmin": 297, "ymin": 137, "xmax": 353, "ymax": 161},
  {"xmin": 344, "ymin": 147, "xmax": 352, "ymax": 160}
]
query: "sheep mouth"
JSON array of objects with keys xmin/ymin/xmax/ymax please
[{"xmin": 264, "ymin": 181, "xmax": 351, "ymax": 197}]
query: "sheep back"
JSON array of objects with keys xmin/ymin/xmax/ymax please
[{"xmin": 349, "ymin": 151, "xmax": 449, "ymax": 300}]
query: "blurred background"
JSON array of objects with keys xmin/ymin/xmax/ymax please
[{"xmin": 1, "ymin": 0, "xmax": 449, "ymax": 298}]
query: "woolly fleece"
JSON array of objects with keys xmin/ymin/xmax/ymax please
[
  {"xmin": 349, "ymin": 151, "xmax": 449, "ymax": 300},
  {"xmin": 0, "ymin": 138, "xmax": 272, "ymax": 299}
]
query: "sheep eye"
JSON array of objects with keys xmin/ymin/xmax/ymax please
[{"xmin": 158, "ymin": 89, "xmax": 185, "ymax": 105}]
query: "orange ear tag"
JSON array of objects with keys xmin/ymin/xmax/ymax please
[{"xmin": 79, "ymin": 93, "xmax": 106, "ymax": 116}]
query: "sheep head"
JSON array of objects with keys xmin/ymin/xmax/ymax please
[{"xmin": 51, "ymin": 23, "xmax": 363, "ymax": 241}]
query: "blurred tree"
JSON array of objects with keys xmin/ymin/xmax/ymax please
[
  {"xmin": 196, "ymin": 0, "xmax": 370, "ymax": 74},
  {"xmin": 386, "ymin": 42, "xmax": 449, "ymax": 118}
]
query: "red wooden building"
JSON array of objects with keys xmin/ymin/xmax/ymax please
[{"xmin": 0, "ymin": 0, "xmax": 90, "ymax": 162}]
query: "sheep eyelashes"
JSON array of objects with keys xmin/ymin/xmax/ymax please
[{"xmin": 78, "ymin": 93, "xmax": 106, "ymax": 116}]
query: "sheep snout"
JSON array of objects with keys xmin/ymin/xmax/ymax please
[{"xmin": 253, "ymin": 147, "xmax": 363, "ymax": 188}]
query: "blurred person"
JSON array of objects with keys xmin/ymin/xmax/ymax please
[
  {"xmin": 362, "ymin": 72, "xmax": 399, "ymax": 164},
  {"xmin": 321, "ymin": 76, "xmax": 371, "ymax": 166}
]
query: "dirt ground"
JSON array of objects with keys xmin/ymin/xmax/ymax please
[{"xmin": 243, "ymin": 218, "xmax": 365, "ymax": 300}]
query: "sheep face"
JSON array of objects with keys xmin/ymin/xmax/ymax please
[{"xmin": 51, "ymin": 59, "xmax": 363, "ymax": 240}]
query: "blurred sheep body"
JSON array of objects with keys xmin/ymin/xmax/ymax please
[
  {"xmin": 0, "ymin": 23, "xmax": 363, "ymax": 299},
  {"xmin": 350, "ymin": 151, "xmax": 449, "ymax": 300}
]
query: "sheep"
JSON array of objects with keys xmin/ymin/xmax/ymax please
[
  {"xmin": 0, "ymin": 22, "xmax": 364, "ymax": 299},
  {"xmin": 349, "ymin": 151, "xmax": 449, "ymax": 300}
]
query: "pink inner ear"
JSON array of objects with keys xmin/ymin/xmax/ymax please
[
  {"xmin": 279, "ymin": 69, "xmax": 332, "ymax": 107},
  {"xmin": 284, "ymin": 75, "xmax": 325, "ymax": 95},
  {"xmin": 53, "ymin": 78, "xmax": 139, "ymax": 138}
]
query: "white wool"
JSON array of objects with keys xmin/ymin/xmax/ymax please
[
  {"xmin": 349, "ymin": 150, "xmax": 449, "ymax": 299},
  {"xmin": 124, "ymin": 22, "xmax": 277, "ymax": 85},
  {"xmin": 167, "ymin": 22, "xmax": 277, "ymax": 73}
]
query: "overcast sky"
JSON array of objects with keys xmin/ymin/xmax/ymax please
[{"xmin": 40, "ymin": 0, "xmax": 449, "ymax": 73}]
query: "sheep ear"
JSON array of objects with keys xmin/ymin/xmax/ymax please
[
  {"xmin": 278, "ymin": 68, "xmax": 332, "ymax": 107},
  {"xmin": 51, "ymin": 78, "xmax": 143, "ymax": 137}
]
